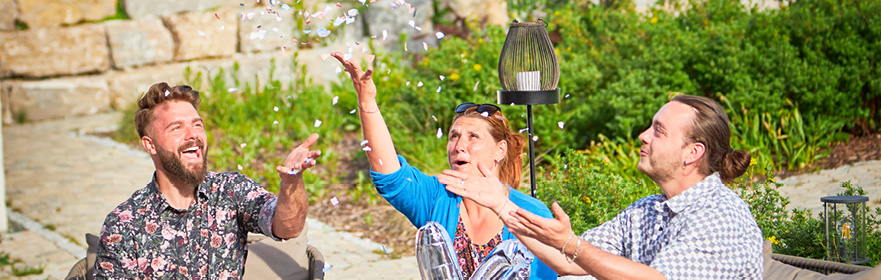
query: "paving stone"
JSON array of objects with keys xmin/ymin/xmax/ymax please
[
  {"xmin": 105, "ymin": 18, "xmax": 175, "ymax": 68},
  {"xmin": 17, "ymin": 0, "xmax": 116, "ymax": 28},
  {"xmin": 0, "ymin": 0, "xmax": 15, "ymax": 31},
  {"xmin": 0, "ymin": 24, "xmax": 110, "ymax": 78},
  {"xmin": 165, "ymin": 8, "xmax": 239, "ymax": 61}
]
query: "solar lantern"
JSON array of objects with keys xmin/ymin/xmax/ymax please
[
  {"xmin": 497, "ymin": 19, "xmax": 560, "ymax": 197},
  {"xmin": 821, "ymin": 195, "xmax": 870, "ymax": 265}
]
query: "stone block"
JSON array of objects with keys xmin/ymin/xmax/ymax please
[
  {"xmin": 105, "ymin": 18, "xmax": 174, "ymax": 68},
  {"xmin": 17, "ymin": 0, "xmax": 116, "ymax": 29},
  {"xmin": 105, "ymin": 63, "xmax": 191, "ymax": 109},
  {"xmin": 238, "ymin": 8, "xmax": 296, "ymax": 53},
  {"xmin": 1, "ymin": 77, "xmax": 111, "ymax": 122},
  {"xmin": 448, "ymin": 0, "xmax": 510, "ymax": 27},
  {"xmin": 191, "ymin": 52, "xmax": 297, "ymax": 90},
  {"xmin": 0, "ymin": 0, "xmax": 15, "ymax": 31},
  {"xmin": 124, "ymin": 0, "xmax": 247, "ymax": 19},
  {"xmin": 363, "ymin": 0, "xmax": 435, "ymax": 54},
  {"xmin": 165, "ymin": 9, "xmax": 238, "ymax": 61},
  {"xmin": 0, "ymin": 24, "xmax": 110, "ymax": 78}
]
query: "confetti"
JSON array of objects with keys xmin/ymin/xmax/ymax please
[
  {"xmin": 480, "ymin": 111, "xmax": 489, "ymax": 117},
  {"xmin": 408, "ymin": 20, "xmax": 416, "ymax": 28},
  {"xmin": 378, "ymin": 159, "xmax": 383, "ymax": 165},
  {"xmin": 336, "ymin": 2, "xmax": 342, "ymax": 7},
  {"xmin": 316, "ymin": 27, "xmax": 331, "ymax": 37},
  {"xmin": 273, "ymin": 106, "xmax": 279, "ymax": 112},
  {"xmin": 519, "ymin": 128, "xmax": 528, "ymax": 133},
  {"xmin": 436, "ymin": 86, "xmax": 442, "ymax": 93},
  {"xmin": 303, "ymin": 30, "xmax": 312, "ymax": 34},
  {"xmin": 381, "ymin": 244, "xmax": 390, "ymax": 254},
  {"xmin": 330, "ymin": 197, "xmax": 340, "ymax": 206},
  {"xmin": 164, "ymin": 90, "xmax": 171, "ymax": 97},
  {"xmin": 362, "ymin": 146, "xmax": 372, "ymax": 152},
  {"xmin": 439, "ymin": 75, "xmax": 445, "ymax": 81},
  {"xmin": 436, "ymin": 127, "xmax": 443, "ymax": 138},
  {"xmin": 367, "ymin": 54, "xmax": 375, "ymax": 63},
  {"xmin": 215, "ymin": 13, "xmax": 220, "ymax": 20},
  {"xmin": 431, "ymin": 115, "xmax": 438, "ymax": 122},
  {"xmin": 219, "ymin": 25, "xmax": 225, "ymax": 30},
  {"xmin": 228, "ymin": 87, "xmax": 238, "ymax": 92},
  {"xmin": 436, "ymin": 31, "xmax": 445, "ymax": 39},
  {"xmin": 348, "ymin": 9, "xmax": 359, "ymax": 17},
  {"xmin": 346, "ymin": 17, "xmax": 355, "ymax": 24},
  {"xmin": 532, "ymin": 136, "xmax": 539, "ymax": 141},
  {"xmin": 237, "ymin": 164, "xmax": 243, "ymax": 171},
  {"xmin": 359, "ymin": 0, "xmax": 367, "ymax": 4},
  {"xmin": 360, "ymin": 140, "xmax": 369, "ymax": 146},
  {"xmin": 558, "ymin": 121, "xmax": 565, "ymax": 129},
  {"xmin": 288, "ymin": 169, "xmax": 301, "ymax": 175},
  {"xmin": 320, "ymin": 53, "xmax": 330, "ymax": 60},
  {"xmin": 423, "ymin": 41, "xmax": 428, "ymax": 51},
  {"xmin": 273, "ymin": 120, "xmax": 279, "ymax": 125},
  {"xmin": 343, "ymin": 53, "xmax": 352, "ymax": 60},
  {"xmin": 246, "ymin": 12, "xmax": 256, "ymax": 20},
  {"xmin": 382, "ymin": 30, "xmax": 388, "ymax": 41},
  {"xmin": 349, "ymin": 109, "xmax": 357, "ymax": 114},
  {"xmin": 404, "ymin": 42, "xmax": 408, "ymax": 51},
  {"xmin": 240, "ymin": 143, "xmax": 247, "ymax": 148},
  {"xmin": 565, "ymin": 94, "xmax": 571, "ymax": 98},
  {"xmin": 417, "ymin": 81, "xmax": 423, "ymax": 87},
  {"xmin": 405, "ymin": 81, "xmax": 411, "ymax": 86},
  {"xmin": 323, "ymin": 263, "xmax": 333, "ymax": 273},
  {"xmin": 473, "ymin": 81, "xmax": 480, "ymax": 91},
  {"xmin": 305, "ymin": 158, "xmax": 313, "ymax": 164},
  {"xmin": 333, "ymin": 17, "xmax": 346, "ymax": 27},
  {"xmin": 314, "ymin": 119, "xmax": 322, "ymax": 127},
  {"xmin": 332, "ymin": 96, "xmax": 339, "ymax": 105},
  {"xmin": 197, "ymin": 30, "xmax": 206, "ymax": 36},
  {"xmin": 335, "ymin": 66, "xmax": 342, "ymax": 73},
  {"xmin": 564, "ymin": 164, "xmax": 568, "ymax": 169}
]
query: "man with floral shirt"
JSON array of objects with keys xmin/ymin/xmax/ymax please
[{"xmin": 94, "ymin": 82, "xmax": 320, "ymax": 279}]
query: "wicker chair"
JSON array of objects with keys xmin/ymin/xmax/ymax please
[{"xmin": 771, "ymin": 253, "xmax": 871, "ymax": 275}]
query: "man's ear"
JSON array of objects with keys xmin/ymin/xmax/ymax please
[
  {"xmin": 142, "ymin": 136, "xmax": 157, "ymax": 155},
  {"xmin": 685, "ymin": 142, "xmax": 706, "ymax": 167}
]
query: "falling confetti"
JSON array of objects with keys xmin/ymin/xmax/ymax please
[
  {"xmin": 431, "ymin": 115, "xmax": 438, "ymax": 122},
  {"xmin": 519, "ymin": 128, "xmax": 528, "ymax": 133},
  {"xmin": 164, "ymin": 90, "xmax": 171, "ymax": 97},
  {"xmin": 423, "ymin": 41, "xmax": 428, "ymax": 51},
  {"xmin": 436, "ymin": 31, "xmax": 445, "ymax": 39},
  {"xmin": 350, "ymin": 109, "xmax": 357, "ymax": 114},
  {"xmin": 330, "ymin": 197, "xmax": 340, "ymax": 206},
  {"xmin": 405, "ymin": 81, "xmax": 410, "ymax": 86},
  {"xmin": 335, "ymin": 66, "xmax": 342, "ymax": 73},
  {"xmin": 240, "ymin": 143, "xmax": 247, "ymax": 148},
  {"xmin": 348, "ymin": 9, "xmax": 359, "ymax": 17},
  {"xmin": 288, "ymin": 169, "xmax": 301, "ymax": 175},
  {"xmin": 343, "ymin": 53, "xmax": 352, "ymax": 60},
  {"xmin": 558, "ymin": 121, "xmax": 565, "ymax": 129},
  {"xmin": 532, "ymin": 136, "xmax": 539, "ymax": 141},
  {"xmin": 323, "ymin": 263, "xmax": 333, "ymax": 273},
  {"xmin": 320, "ymin": 53, "xmax": 331, "ymax": 60},
  {"xmin": 480, "ymin": 111, "xmax": 489, "ymax": 117},
  {"xmin": 219, "ymin": 25, "xmax": 225, "ymax": 30},
  {"xmin": 228, "ymin": 87, "xmax": 238, "ymax": 92},
  {"xmin": 378, "ymin": 159, "xmax": 383, "ymax": 165},
  {"xmin": 417, "ymin": 81, "xmax": 423, "ymax": 87},
  {"xmin": 332, "ymin": 96, "xmax": 339, "ymax": 105},
  {"xmin": 273, "ymin": 106, "xmax": 279, "ymax": 112},
  {"xmin": 565, "ymin": 94, "xmax": 571, "ymax": 99},
  {"xmin": 382, "ymin": 30, "xmax": 388, "ymax": 41},
  {"xmin": 316, "ymin": 27, "xmax": 331, "ymax": 37},
  {"xmin": 237, "ymin": 164, "xmax": 243, "ymax": 171},
  {"xmin": 273, "ymin": 120, "xmax": 279, "ymax": 125},
  {"xmin": 439, "ymin": 75, "xmax": 445, "ymax": 81},
  {"xmin": 473, "ymin": 81, "xmax": 480, "ymax": 91},
  {"xmin": 314, "ymin": 119, "xmax": 322, "ymax": 127},
  {"xmin": 333, "ymin": 17, "xmax": 346, "ymax": 27},
  {"xmin": 362, "ymin": 146, "xmax": 372, "ymax": 152},
  {"xmin": 436, "ymin": 86, "xmax": 442, "ymax": 93},
  {"xmin": 404, "ymin": 42, "xmax": 408, "ymax": 51},
  {"xmin": 198, "ymin": 30, "xmax": 206, "ymax": 36},
  {"xmin": 436, "ymin": 128, "xmax": 443, "ymax": 138}
]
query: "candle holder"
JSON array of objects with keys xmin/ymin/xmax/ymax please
[
  {"xmin": 497, "ymin": 19, "xmax": 561, "ymax": 197},
  {"xmin": 822, "ymin": 195, "xmax": 870, "ymax": 265}
]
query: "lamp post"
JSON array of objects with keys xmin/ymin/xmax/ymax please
[
  {"xmin": 497, "ymin": 19, "xmax": 560, "ymax": 198},
  {"xmin": 821, "ymin": 195, "xmax": 870, "ymax": 265}
]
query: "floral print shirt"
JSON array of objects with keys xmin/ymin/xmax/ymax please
[
  {"xmin": 94, "ymin": 171, "xmax": 281, "ymax": 280},
  {"xmin": 453, "ymin": 216, "xmax": 503, "ymax": 278}
]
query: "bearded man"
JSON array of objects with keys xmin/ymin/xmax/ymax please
[{"xmin": 94, "ymin": 82, "xmax": 319, "ymax": 279}]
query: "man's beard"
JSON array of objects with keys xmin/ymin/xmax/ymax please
[
  {"xmin": 637, "ymin": 149, "xmax": 678, "ymax": 186},
  {"xmin": 157, "ymin": 140, "xmax": 208, "ymax": 187}
]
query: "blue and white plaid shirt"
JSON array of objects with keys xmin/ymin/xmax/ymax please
[{"xmin": 582, "ymin": 173, "xmax": 763, "ymax": 279}]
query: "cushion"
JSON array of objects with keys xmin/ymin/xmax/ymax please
[
  {"xmin": 85, "ymin": 233, "xmax": 99, "ymax": 280},
  {"xmin": 243, "ymin": 226, "xmax": 311, "ymax": 280}
]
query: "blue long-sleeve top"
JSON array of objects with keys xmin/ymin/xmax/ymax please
[{"xmin": 371, "ymin": 155, "xmax": 558, "ymax": 280}]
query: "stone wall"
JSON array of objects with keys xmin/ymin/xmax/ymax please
[{"xmin": 0, "ymin": 0, "xmax": 449, "ymax": 123}]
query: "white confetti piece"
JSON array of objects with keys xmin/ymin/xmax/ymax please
[
  {"xmin": 362, "ymin": 146, "xmax": 372, "ymax": 152},
  {"xmin": 404, "ymin": 42, "xmax": 408, "ymax": 51},
  {"xmin": 408, "ymin": 20, "xmax": 415, "ymax": 28},
  {"xmin": 316, "ymin": 27, "xmax": 331, "ymax": 37},
  {"xmin": 332, "ymin": 96, "xmax": 339, "ymax": 105},
  {"xmin": 330, "ymin": 197, "xmax": 340, "ymax": 206},
  {"xmin": 303, "ymin": 30, "xmax": 312, "ymax": 34},
  {"xmin": 273, "ymin": 106, "xmax": 279, "ymax": 112},
  {"xmin": 288, "ymin": 169, "xmax": 301, "ymax": 175},
  {"xmin": 335, "ymin": 66, "xmax": 342, "ymax": 73},
  {"xmin": 436, "ymin": 31, "xmax": 445, "ymax": 39},
  {"xmin": 228, "ymin": 87, "xmax": 238, "ymax": 92},
  {"xmin": 480, "ymin": 111, "xmax": 489, "ymax": 117},
  {"xmin": 219, "ymin": 25, "xmax": 225, "ymax": 30},
  {"xmin": 272, "ymin": 27, "xmax": 279, "ymax": 32},
  {"xmin": 350, "ymin": 109, "xmax": 357, "ymax": 114},
  {"xmin": 360, "ymin": 140, "xmax": 369, "ymax": 146},
  {"xmin": 417, "ymin": 81, "xmax": 423, "ymax": 87},
  {"xmin": 439, "ymin": 75, "xmax": 445, "ymax": 81},
  {"xmin": 565, "ymin": 94, "xmax": 571, "ymax": 98},
  {"xmin": 343, "ymin": 53, "xmax": 352, "ymax": 60},
  {"xmin": 564, "ymin": 164, "xmax": 568, "ymax": 169},
  {"xmin": 436, "ymin": 127, "xmax": 443, "ymax": 138},
  {"xmin": 348, "ymin": 9, "xmax": 359, "ymax": 17},
  {"xmin": 323, "ymin": 263, "xmax": 333, "ymax": 273},
  {"xmin": 473, "ymin": 81, "xmax": 480, "ymax": 91},
  {"xmin": 304, "ymin": 158, "xmax": 313, "ymax": 164},
  {"xmin": 367, "ymin": 54, "xmax": 375, "ymax": 63},
  {"xmin": 314, "ymin": 119, "xmax": 322, "ymax": 127},
  {"xmin": 237, "ymin": 164, "xmax": 243, "ymax": 171},
  {"xmin": 519, "ymin": 128, "xmax": 528, "ymax": 134},
  {"xmin": 273, "ymin": 120, "xmax": 279, "ymax": 125},
  {"xmin": 405, "ymin": 81, "xmax": 410, "ymax": 86},
  {"xmin": 247, "ymin": 12, "xmax": 256, "ymax": 20},
  {"xmin": 382, "ymin": 30, "xmax": 388, "ymax": 41},
  {"xmin": 359, "ymin": 0, "xmax": 367, "ymax": 4},
  {"xmin": 379, "ymin": 159, "xmax": 383, "ymax": 165},
  {"xmin": 240, "ymin": 143, "xmax": 247, "ymax": 148},
  {"xmin": 532, "ymin": 136, "xmax": 539, "ymax": 141},
  {"xmin": 346, "ymin": 17, "xmax": 355, "ymax": 24},
  {"xmin": 198, "ymin": 30, "xmax": 206, "ymax": 36},
  {"xmin": 558, "ymin": 121, "xmax": 565, "ymax": 129},
  {"xmin": 164, "ymin": 90, "xmax": 171, "ymax": 97},
  {"xmin": 320, "ymin": 53, "xmax": 330, "ymax": 60},
  {"xmin": 436, "ymin": 86, "xmax": 442, "ymax": 93},
  {"xmin": 423, "ymin": 41, "xmax": 428, "ymax": 51},
  {"xmin": 431, "ymin": 115, "xmax": 438, "ymax": 122}
]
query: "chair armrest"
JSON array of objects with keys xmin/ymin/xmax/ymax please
[{"xmin": 771, "ymin": 253, "xmax": 871, "ymax": 275}]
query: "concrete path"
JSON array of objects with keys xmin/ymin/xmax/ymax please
[{"xmin": 0, "ymin": 112, "xmax": 877, "ymax": 279}]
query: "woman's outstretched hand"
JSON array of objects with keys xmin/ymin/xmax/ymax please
[
  {"xmin": 331, "ymin": 52, "xmax": 376, "ymax": 102},
  {"xmin": 438, "ymin": 162, "xmax": 509, "ymax": 214}
]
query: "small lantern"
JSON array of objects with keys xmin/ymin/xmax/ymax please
[
  {"xmin": 821, "ymin": 195, "xmax": 870, "ymax": 265},
  {"xmin": 497, "ymin": 19, "xmax": 561, "ymax": 197}
]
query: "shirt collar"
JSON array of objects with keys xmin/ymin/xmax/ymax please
[
  {"xmin": 663, "ymin": 173, "xmax": 723, "ymax": 214},
  {"xmin": 147, "ymin": 172, "xmax": 212, "ymax": 211}
]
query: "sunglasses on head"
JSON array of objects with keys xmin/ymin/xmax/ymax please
[{"xmin": 455, "ymin": 102, "xmax": 501, "ymax": 115}]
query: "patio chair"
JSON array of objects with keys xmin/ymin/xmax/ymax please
[{"xmin": 763, "ymin": 240, "xmax": 880, "ymax": 280}]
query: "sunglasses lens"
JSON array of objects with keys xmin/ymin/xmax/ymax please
[
  {"xmin": 477, "ymin": 104, "xmax": 500, "ymax": 115},
  {"xmin": 455, "ymin": 102, "xmax": 477, "ymax": 113}
]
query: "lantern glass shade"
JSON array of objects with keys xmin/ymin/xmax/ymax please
[
  {"xmin": 497, "ymin": 20, "xmax": 560, "ymax": 105},
  {"xmin": 821, "ymin": 195, "xmax": 870, "ymax": 265}
]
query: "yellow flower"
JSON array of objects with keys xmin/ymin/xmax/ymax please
[
  {"xmin": 650, "ymin": 17, "xmax": 658, "ymax": 24},
  {"xmin": 554, "ymin": 11, "xmax": 560, "ymax": 16},
  {"xmin": 555, "ymin": 48, "xmax": 560, "ymax": 56},
  {"xmin": 473, "ymin": 64, "xmax": 482, "ymax": 71},
  {"xmin": 768, "ymin": 236, "xmax": 780, "ymax": 245},
  {"xmin": 478, "ymin": 38, "xmax": 484, "ymax": 44},
  {"xmin": 449, "ymin": 73, "xmax": 460, "ymax": 81},
  {"xmin": 582, "ymin": 195, "xmax": 592, "ymax": 204},
  {"xmin": 750, "ymin": 158, "xmax": 756, "ymax": 166}
]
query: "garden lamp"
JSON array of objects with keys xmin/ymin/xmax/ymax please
[
  {"xmin": 497, "ymin": 19, "xmax": 560, "ymax": 197},
  {"xmin": 821, "ymin": 195, "xmax": 870, "ymax": 265}
]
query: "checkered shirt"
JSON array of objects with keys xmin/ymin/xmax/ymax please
[{"xmin": 581, "ymin": 173, "xmax": 763, "ymax": 279}]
